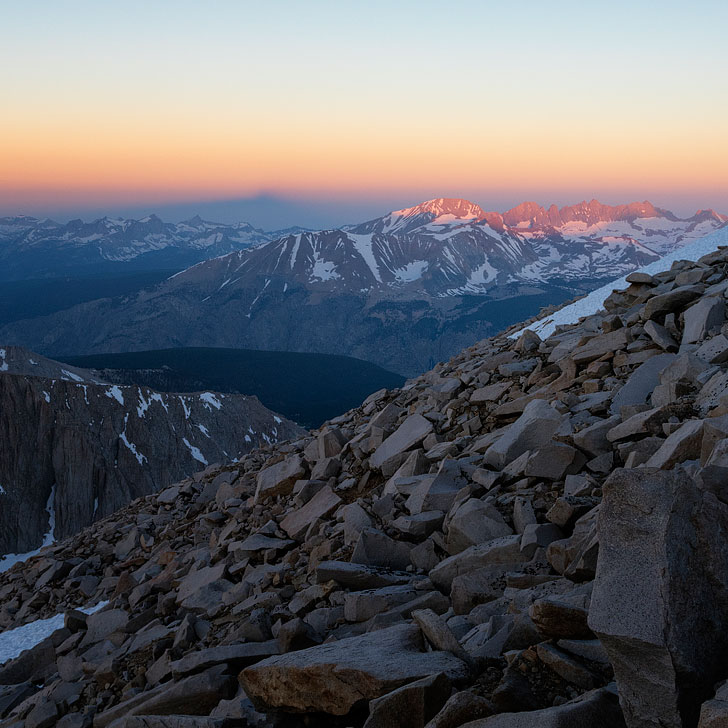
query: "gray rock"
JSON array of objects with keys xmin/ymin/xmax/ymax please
[
  {"xmin": 643, "ymin": 320, "xmax": 678, "ymax": 351},
  {"xmin": 683, "ymin": 296, "xmax": 725, "ymax": 344},
  {"xmin": 315, "ymin": 561, "xmax": 410, "ymax": 589},
  {"xmin": 371, "ymin": 415, "xmax": 434, "ymax": 469},
  {"xmin": 254, "ymin": 455, "xmax": 306, "ymax": 503},
  {"xmin": 484, "ymin": 400, "xmax": 563, "ymax": 470},
  {"xmin": 352, "ymin": 528, "xmax": 413, "ymax": 571},
  {"xmin": 609, "ymin": 354, "xmax": 676, "ymax": 415},
  {"xmin": 589, "ymin": 468, "xmax": 728, "ymax": 728},
  {"xmin": 446, "ymin": 499, "xmax": 513, "ymax": 554},
  {"xmin": 461, "ymin": 687, "xmax": 624, "ymax": 727},
  {"xmin": 364, "ymin": 673, "xmax": 452, "ymax": 728},
  {"xmin": 280, "ymin": 485, "xmax": 341, "ymax": 541},
  {"xmin": 642, "ymin": 284, "xmax": 703, "ymax": 320},
  {"xmin": 645, "ymin": 419, "xmax": 703, "ymax": 469},
  {"xmin": 425, "ymin": 691, "xmax": 494, "ymax": 728},
  {"xmin": 94, "ymin": 666, "xmax": 236, "ymax": 728},
  {"xmin": 406, "ymin": 459, "xmax": 468, "ymax": 515},
  {"xmin": 696, "ymin": 334, "xmax": 728, "ymax": 365},
  {"xmin": 430, "ymin": 536, "xmax": 526, "ymax": 592}
]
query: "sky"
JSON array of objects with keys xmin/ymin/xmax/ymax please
[{"xmin": 1, "ymin": 0, "xmax": 727, "ymax": 228}]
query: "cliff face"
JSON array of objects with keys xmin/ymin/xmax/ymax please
[{"xmin": 0, "ymin": 347, "xmax": 305, "ymax": 555}]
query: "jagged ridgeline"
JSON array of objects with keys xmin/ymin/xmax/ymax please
[
  {"xmin": 1, "ymin": 199, "xmax": 724, "ymax": 377},
  {"xmin": 4, "ymin": 240, "xmax": 728, "ymax": 726}
]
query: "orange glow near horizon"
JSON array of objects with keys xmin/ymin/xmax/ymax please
[
  {"xmin": 2, "ymin": 1, "xmax": 727, "ymax": 215},
  {"xmin": 3, "ymin": 114, "xmax": 727, "ymax": 206}
]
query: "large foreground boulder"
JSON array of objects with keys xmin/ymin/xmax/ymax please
[
  {"xmin": 588, "ymin": 468, "xmax": 728, "ymax": 728},
  {"xmin": 238, "ymin": 623, "xmax": 469, "ymax": 715}
]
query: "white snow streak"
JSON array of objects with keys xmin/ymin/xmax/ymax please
[
  {"xmin": 105, "ymin": 386, "xmax": 124, "ymax": 405},
  {"xmin": 183, "ymin": 438, "xmax": 208, "ymax": 465}
]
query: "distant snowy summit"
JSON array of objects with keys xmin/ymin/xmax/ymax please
[{"xmin": 196, "ymin": 197, "xmax": 728, "ymax": 298}]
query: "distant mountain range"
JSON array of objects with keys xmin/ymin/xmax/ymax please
[
  {"xmin": 1, "ymin": 198, "xmax": 725, "ymax": 375},
  {"xmin": 0, "ymin": 214, "xmax": 310, "ymax": 280}
]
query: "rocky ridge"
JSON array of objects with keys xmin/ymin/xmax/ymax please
[
  {"xmin": 0, "ymin": 346, "xmax": 304, "ymax": 558},
  {"xmin": 3, "ymin": 247, "xmax": 728, "ymax": 727}
]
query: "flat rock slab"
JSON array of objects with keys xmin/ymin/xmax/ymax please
[
  {"xmin": 371, "ymin": 414, "xmax": 433, "ymax": 469},
  {"xmin": 609, "ymin": 353, "xmax": 676, "ymax": 415},
  {"xmin": 169, "ymin": 642, "xmax": 280, "ymax": 676},
  {"xmin": 315, "ymin": 560, "xmax": 411, "ymax": 589},
  {"xmin": 460, "ymin": 686, "xmax": 624, "ymax": 727},
  {"xmin": 238, "ymin": 623, "xmax": 468, "ymax": 715},
  {"xmin": 280, "ymin": 485, "xmax": 341, "ymax": 541}
]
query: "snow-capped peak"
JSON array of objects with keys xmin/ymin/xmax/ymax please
[{"xmin": 393, "ymin": 198, "xmax": 487, "ymax": 222}]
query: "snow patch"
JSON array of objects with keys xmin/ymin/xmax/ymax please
[
  {"xmin": 105, "ymin": 386, "xmax": 124, "ymax": 405},
  {"xmin": 61, "ymin": 368, "xmax": 84, "ymax": 382},
  {"xmin": 179, "ymin": 396, "xmax": 191, "ymax": 419},
  {"xmin": 0, "ymin": 486, "xmax": 56, "ymax": 574},
  {"xmin": 311, "ymin": 256, "xmax": 340, "ymax": 281},
  {"xmin": 200, "ymin": 392, "xmax": 222, "ymax": 410},
  {"xmin": 0, "ymin": 600, "xmax": 109, "ymax": 666},
  {"xmin": 393, "ymin": 260, "xmax": 429, "ymax": 283},
  {"xmin": 183, "ymin": 438, "xmax": 208, "ymax": 465},
  {"xmin": 348, "ymin": 233, "xmax": 382, "ymax": 282},
  {"xmin": 0, "ymin": 349, "xmax": 7, "ymax": 372}
]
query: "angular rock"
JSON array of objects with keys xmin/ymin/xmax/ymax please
[
  {"xmin": 371, "ymin": 415, "xmax": 433, "ymax": 469},
  {"xmin": 363, "ymin": 673, "xmax": 452, "ymax": 728},
  {"xmin": 446, "ymin": 499, "xmax": 512, "ymax": 554},
  {"xmin": 645, "ymin": 418, "xmax": 703, "ymax": 469},
  {"xmin": 315, "ymin": 561, "xmax": 410, "ymax": 589},
  {"xmin": 406, "ymin": 459, "xmax": 468, "ymax": 515},
  {"xmin": 459, "ymin": 687, "xmax": 624, "ymax": 727},
  {"xmin": 484, "ymin": 400, "xmax": 563, "ymax": 470},
  {"xmin": 642, "ymin": 284, "xmax": 703, "ymax": 321},
  {"xmin": 239, "ymin": 624, "xmax": 469, "ymax": 715},
  {"xmin": 683, "ymin": 296, "xmax": 725, "ymax": 345},
  {"xmin": 280, "ymin": 485, "xmax": 341, "ymax": 541},
  {"xmin": 609, "ymin": 353, "xmax": 676, "ymax": 415},
  {"xmin": 352, "ymin": 528, "xmax": 412, "ymax": 571},
  {"xmin": 430, "ymin": 536, "xmax": 526, "ymax": 592},
  {"xmin": 589, "ymin": 468, "xmax": 728, "ymax": 728},
  {"xmin": 255, "ymin": 455, "xmax": 306, "ymax": 503}
]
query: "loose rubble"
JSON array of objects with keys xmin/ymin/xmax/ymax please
[{"xmin": 3, "ymin": 246, "xmax": 728, "ymax": 727}]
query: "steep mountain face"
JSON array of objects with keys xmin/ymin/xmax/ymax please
[
  {"xmin": 1, "ymin": 199, "xmax": 724, "ymax": 376},
  {"xmin": 0, "ymin": 346, "xmax": 304, "ymax": 557},
  {"xmin": 0, "ymin": 214, "xmax": 278, "ymax": 280},
  {"xmin": 4, "ymin": 243, "xmax": 728, "ymax": 727}
]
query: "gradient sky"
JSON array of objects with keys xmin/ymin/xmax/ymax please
[{"xmin": 2, "ymin": 0, "xmax": 727, "ymax": 227}]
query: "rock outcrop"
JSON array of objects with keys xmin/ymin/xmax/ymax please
[
  {"xmin": 3, "ymin": 246, "xmax": 728, "ymax": 727},
  {"xmin": 0, "ymin": 347, "xmax": 304, "ymax": 557}
]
